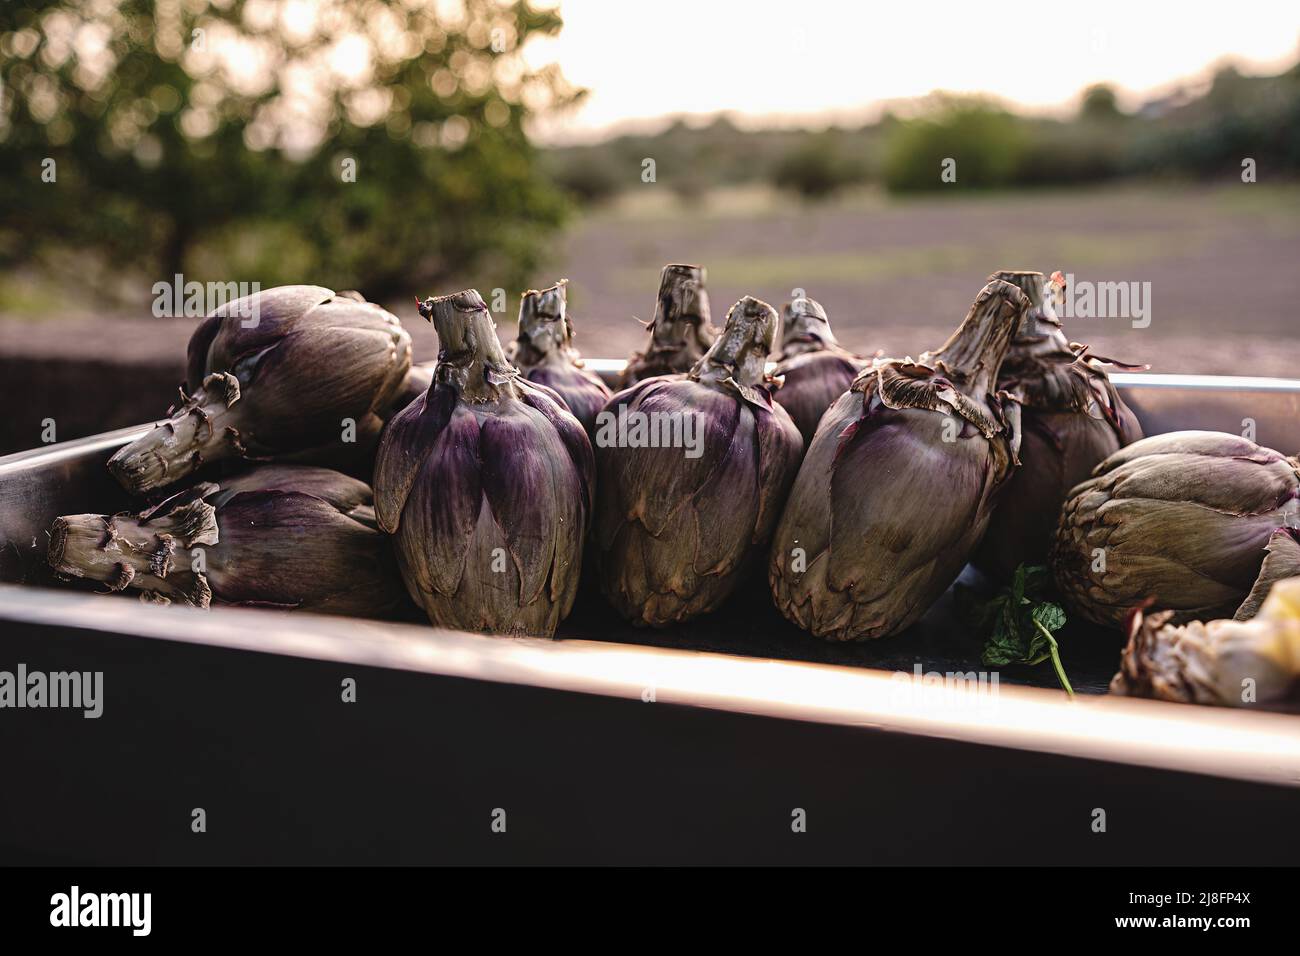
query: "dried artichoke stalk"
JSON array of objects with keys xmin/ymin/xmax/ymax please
[
  {"xmin": 108, "ymin": 286, "xmax": 412, "ymax": 493},
  {"xmin": 510, "ymin": 279, "xmax": 611, "ymax": 440},
  {"xmin": 619, "ymin": 263, "xmax": 718, "ymax": 388},
  {"xmin": 595, "ymin": 295, "xmax": 803, "ymax": 627},
  {"xmin": 1111, "ymin": 577, "xmax": 1300, "ymax": 711},
  {"xmin": 771, "ymin": 296, "xmax": 867, "ymax": 448},
  {"xmin": 769, "ymin": 279, "xmax": 1028, "ymax": 642},
  {"xmin": 1051, "ymin": 431, "xmax": 1300, "ymax": 628},
  {"xmin": 373, "ymin": 289, "xmax": 594, "ymax": 638},
  {"xmin": 49, "ymin": 491, "xmax": 219, "ymax": 606},
  {"xmin": 48, "ymin": 465, "xmax": 406, "ymax": 616},
  {"xmin": 973, "ymin": 270, "xmax": 1144, "ymax": 581}
]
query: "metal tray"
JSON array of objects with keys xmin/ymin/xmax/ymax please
[{"xmin": 2, "ymin": 367, "xmax": 1299, "ymax": 864}]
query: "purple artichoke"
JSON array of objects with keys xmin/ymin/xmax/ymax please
[
  {"xmin": 509, "ymin": 279, "xmax": 612, "ymax": 441},
  {"xmin": 769, "ymin": 279, "xmax": 1029, "ymax": 642},
  {"xmin": 595, "ymin": 295, "xmax": 802, "ymax": 626},
  {"xmin": 108, "ymin": 286, "xmax": 412, "ymax": 494},
  {"xmin": 373, "ymin": 289, "xmax": 594, "ymax": 638},
  {"xmin": 771, "ymin": 296, "xmax": 867, "ymax": 448},
  {"xmin": 388, "ymin": 359, "xmax": 437, "ymax": 418},
  {"xmin": 619, "ymin": 263, "xmax": 718, "ymax": 388},
  {"xmin": 47, "ymin": 464, "xmax": 409, "ymax": 616},
  {"xmin": 1052, "ymin": 431, "xmax": 1300, "ymax": 628},
  {"xmin": 973, "ymin": 270, "xmax": 1143, "ymax": 582}
]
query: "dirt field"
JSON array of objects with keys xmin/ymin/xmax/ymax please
[{"xmin": 544, "ymin": 182, "xmax": 1300, "ymax": 376}]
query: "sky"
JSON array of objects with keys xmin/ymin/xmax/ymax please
[{"xmin": 523, "ymin": 0, "xmax": 1300, "ymax": 143}]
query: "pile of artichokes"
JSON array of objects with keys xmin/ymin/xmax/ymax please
[{"xmin": 41, "ymin": 265, "xmax": 1300, "ymax": 712}]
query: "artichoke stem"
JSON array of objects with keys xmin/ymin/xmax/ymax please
[
  {"xmin": 987, "ymin": 270, "xmax": 1047, "ymax": 311},
  {"xmin": 926, "ymin": 279, "xmax": 1027, "ymax": 397},
  {"xmin": 514, "ymin": 280, "xmax": 572, "ymax": 368},
  {"xmin": 691, "ymin": 295, "xmax": 777, "ymax": 388},
  {"xmin": 651, "ymin": 264, "xmax": 712, "ymax": 349},
  {"xmin": 422, "ymin": 289, "xmax": 519, "ymax": 403},
  {"xmin": 47, "ymin": 503, "xmax": 217, "ymax": 606},
  {"xmin": 107, "ymin": 382, "xmax": 241, "ymax": 493},
  {"xmin": 779, "ymin": 297, "xmax": 839, "ymax": 357}
]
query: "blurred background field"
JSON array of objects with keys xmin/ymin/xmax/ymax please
[{"xmin": 1, "ymin": 1, "xmax": 1299, "ymax": 451}]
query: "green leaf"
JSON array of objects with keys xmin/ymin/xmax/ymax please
[{"xmin": 971, "ymin": 565, "xmax": 1075, "ymax": 695}]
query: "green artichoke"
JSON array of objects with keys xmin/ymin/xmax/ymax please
[
  {"xmin": 973, "ymin": 270, "xmax": 1143, "ymax": 581},
  {"xmin": 47, "ymin": 464, "xmax": 409, "ymax": 616},
  {"xmin": 108, "ymin": 286, "xmax": 412, "ymax": 494},
  {"xmin": 374, "ymin": 289, "xmax": 594, "ymax": 638},
  {"xmin": 769, "ymin": 279, "xmax": 1029, "ymax": 641},
  {"xmin": 1052, "ymin": 431, "xmax": 1300, "ymax": 628},
  {"xmin": 771, "ymin": 296, "xmax": 867, "ymax": 449},
  {"xmin": 595, "ymin": 295, "xmax": 803, "ymax": 626},
  {"xmin": 619, "ymin": 263, "xmax": 718, "ymax": 388},
  {"xmin": 510, "ymin": 279, "xmax": 612, "ymax": 441}
]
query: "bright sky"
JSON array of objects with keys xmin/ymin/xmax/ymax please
[{"xmin": 524, "ymin": 0, "xmax": 1300, "ymax": 143}]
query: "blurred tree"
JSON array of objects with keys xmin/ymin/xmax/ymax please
[
  {"xmin": 0, "ymin": 0, "xmax": 581, "ymax": 298},
  {"xmin": 1079, "ymin": 83, "xmax": 1123, "ymax": 121},
  {"xmin": 882, "ymin": 96, "xmax": 1027, "ymax": 193},
  {"xmin": 771, "ymin": 130, "xmax": 869, "ymax": 200}
]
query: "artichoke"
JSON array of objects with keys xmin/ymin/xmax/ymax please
[
  {"xmin": 1110, "ymin": 576, "xmax": 1300, "ymax": 711},
  {"xmin": 108, "ymin": 286, "xmax": 412, "ymax": 494},
  {"xmin": 771, "ymin": 296, "xmax": 867, "ymax": 449},
  {"xmin": 973, "ymin": 270, "xmax": 1143, "ymax": 582},
  {"xmin": 1052, "ymin": 431, "xmax": 1300, "ymax": 628},
  {"xmin": 389, "ymin": 359, "xmax": 437, "ymax": 417},
  {"xmin": 619, "ymin": 263, "xmax": 718, "ymax": 388},
  {"xmin": 47, "ymin": 464, "xmax": 409, "ymax": 616},
  {"xmin": 509, "ymin": 279, "xmax": 612, "ymax": 441},
  {"xmin": 769, "ymin": 279, "xmax": 1029, "ymax": 642},
  {"xmin": 595, "ymin": 295, "xmax": 802, "ymax": 627},
  {"xmin": 373, "ymin": 289, "xmax": 594, "ymax": 638},
  {"xmin": 1235, "ymin": 528, "xmax": 1300, "ymax": 620}
]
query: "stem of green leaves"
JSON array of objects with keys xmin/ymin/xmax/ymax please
[{"xmin": 1034, "ymin": 618, "xmax": 1075, "ymax": 697}]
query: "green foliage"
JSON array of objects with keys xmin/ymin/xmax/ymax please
[
  {"xmin": 772, "ymin": 131, "xmax": 869, "ymax": 200},
  {"xmin": 0, "ymin": 0, "xmax": 579, "ymax": 298},
  {"xmin": 963, "ymin": 564, "xmax": 1074, "ymax": 695},
  {"xmin": 882, "ymin": 96, "xmax": 1028, "ymax": 192},
  {"xmin": 1079, "ymin": 83, "xmax": 1123, "ymax": 122}
]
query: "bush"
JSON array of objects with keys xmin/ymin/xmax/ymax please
[
  {"xmin": 771, "ymin": 132, "xmax": 869, "ymax": 199},
  {"xmin": 882, "ymin": 98, "xmax": 1027, "ymax": 192}
]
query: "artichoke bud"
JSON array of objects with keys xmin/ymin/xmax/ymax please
[
  {"xmin": 48, "ymin": 465, "xmax": 407, "ymax": 616},
  {"xmin": 1111, "ymin": 582, "xmax": 1300, "ymax": 711},
  {"xmin": 108, "ymin": 286, "xmax": 412, "ymax": 494},
  {"xmin": 973, "ymin": 269, "xmax": 1144, "ymax": 581},
  {"xmin": 772, "ymin": 295, "xmax": 868, "ymax": 448},
  {"xmin": 387, "ymin": 360, "xmax": 437, "ymax": 420},
  {"xmin": 769, "ymin": 279, "xmax": 1029, "ymax": 642},
  {"xmin": 1235, "ymin": 528, "xmax": 1300, "ymax": 621},
  {"xmin": 1052, "ymin": 431, "xmax": 1300, "ymax": 628},
  {"xmin": 619, "ymin": 263, "xmax": 719, "ymax": 387},
  {"xmin": 510, "ymin": 279, "xmax": 612, "ymax": 442},
  {"xmin": 595, "ymin": 295, "xmax": 802, "ymax": 627},
  {"xmin": 375, "ymin": 289, "xmax": 595, "ymax": 638}
]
